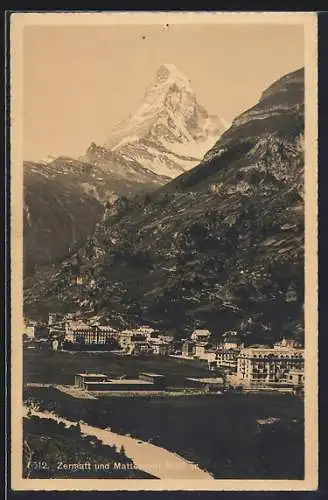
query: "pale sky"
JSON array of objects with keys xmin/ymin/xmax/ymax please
[{"xmin": 23, "ymin": 23, "xmax": 304, "ymax": 160}]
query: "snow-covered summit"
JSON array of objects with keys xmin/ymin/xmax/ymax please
[{"xmin": 89, "ymin": 64, "xmax": 229, "ymax": 178}]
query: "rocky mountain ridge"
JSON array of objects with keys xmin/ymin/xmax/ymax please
[
  {"xmin": 24, "ymin": 155, "xmax": 167, "ymax": 274},
  {"xmin": 24, "ymin": 68, "xmax": 305, "ymax": 345}
]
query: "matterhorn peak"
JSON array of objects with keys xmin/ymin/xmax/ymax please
[{"xmin": 98, "ymin": 63, "xmax": 228, "ymax": 178}]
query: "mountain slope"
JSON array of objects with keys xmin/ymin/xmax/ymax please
[
  {"xmin": 161, "ymin": 67, "xmax": 304, "ymax": 193},
  {"xmin": 24, "ymin": 156, "xmax": 167, "ymax": 274},
  {"xmin": 24, "ymin": 68, "xmax": 305, "ymax": 344},
  {"xmin": 84, "ymin": 64, "xmax": 228, "ymax": 179}
]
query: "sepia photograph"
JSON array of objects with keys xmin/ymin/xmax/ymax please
[{"xmin": 10, "ymin": 11, "xmax": 318, "ymax": 491}]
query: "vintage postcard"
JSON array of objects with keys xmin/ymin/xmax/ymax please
[{"xmin": 10, "ymin": 11, "xmax": 318, "ymax": 491}]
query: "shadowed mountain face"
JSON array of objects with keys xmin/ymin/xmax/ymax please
[
  {"xmin": 24, "ymin": 156, "xmax": 167, "ymax": 274},
  {"xmin": 24, "ymin": 68, "xmax": 305, "ymax": 344}
]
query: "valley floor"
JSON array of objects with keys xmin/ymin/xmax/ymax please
[{"xmin": 23, "ymin": 349, "xmax": 304, "ymax": 480}]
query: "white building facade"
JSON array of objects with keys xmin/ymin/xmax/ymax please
[{"xmin": 237, "ymin": 347, "xmax": 304, "ymax": 386}]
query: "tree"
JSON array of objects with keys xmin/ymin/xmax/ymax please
[{"xmin": 119, "ymin": 445, "xmax": 126, "ymax": 456}]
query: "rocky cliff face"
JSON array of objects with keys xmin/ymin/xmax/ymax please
[
  {"xmin": 84, "ymin": 64, "xmax": 228, "ymax": 179},
  {"xmin": 24, "ymin": 68, "xmax": 305, "ymax": 344}
]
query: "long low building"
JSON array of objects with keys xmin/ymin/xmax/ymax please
[
  {"xmin": 74, "ymin": 372, "xmax": 167, "ymax": 392},
  {"xmin": 81, "ymin": 379, "xmax": 156, "ymax": 391}
]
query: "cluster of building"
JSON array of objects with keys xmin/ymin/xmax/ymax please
[
  {"xmin": 180, "ymin": 330, "xmax": 304, "ymax": 391},
  {"xmin": 23, "ymin": 314, "xmax": 304, "ymax": 391},
  {"xmin": 23, "ymin": 314, "xmax": 174, "ymax": 356},
  {"xmin": 181, "ymin": 329, "xmax": 244, "ymax": 368},
  {"xmin": 114, "ymin": 326, "xmax": 174, "ymax": 355},
  {"xmin": 63, "ymin": 321, "xmax": 174, "ymax": 355}
]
